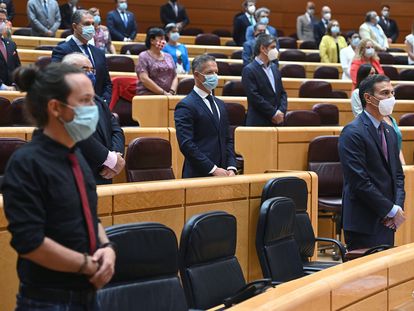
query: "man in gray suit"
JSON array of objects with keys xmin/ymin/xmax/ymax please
[
  {"xmin": 27, "ymin": 0, "xmax": 61, "ymax": 37},
  {"xmin": 296, "ymin": 1, "xmax": 316, "ymax": 42}
]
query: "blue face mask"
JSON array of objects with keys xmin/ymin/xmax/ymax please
[
  {"xmin": 259, "ymin": 17, "xmax": 269, "ymax": 25},
  {"xmin": 331, "ymin": 26, "xmax": 340, "ymax": 34},
  {"xmin": 86, "ymin": 71, "xmax": 96, "ymax": 86},
  {"xmin": 81, "ymin": 25, "xmax": 95, "ymax": 41},
  {"xmin": 351, "ymin": 37, "xmax": 360, "ymax": 47},
  {"xmin": 93, "ymin": 15, "xmax": 101, "ymax": 25},
  {"xmin": 119, "ymin": 2, "xmax": 128, "ymax": 11},
  {"xmin": 60, "ymin": 104, "xmax": 99, "ymax": 143},
  {"xmin": 200, "ymin": 73, "xmax": 218, "ymax": 91},
  {"xmin": 170, "ymin": 32, "xmax": 180, "ymax": 42}
]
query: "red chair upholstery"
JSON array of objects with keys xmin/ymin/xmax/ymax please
[
  {"xmin": 312, "ymin": 103, "xmax": 339, "ymax": 125},
  {"xmin": 229, "ymin": 63, "xmax": 243, "ymax": 76},
  {"xmin": 378, "ymin": 52, "xmax": 395, "ymax": 65},
  {"xmin": 212, "ymin": 29, "xmax": 231, "ymax": 37},
  {"xmin": 299, "ymin": 40, "xmax": 317, "ymax": 49},
  {"xmin": 35, "ymin": 56, "xmax": 52, "ymax": 69},
  {"xmin": 399, "ymin": 113, "xmax": 414, "ymax": 126},
  {"xmin": 231, "ymin": 50, "xmax": 242, "ymax": 59},
  {"xmin": 217, "ymin": 62, "xmax": 232, "ymax": 75},
  {"xmin": 395, "ymin": 84, "xmax": 414, "ymax": 99},
  {"xmin": 278, "ymin": 37, "xmax": 297, "ymax": 49},
  {"xmin": 10, "ymin": 98, "xmax": 33, "ymax": 126},
  {"xmin": 0, "ymin": 138, "xmax": 27, "ymax": 188},
  {"xmin": 126, "ymin": 137, "xmax": 175, "ymax": 182},
  {"xmin": 195, "ymin": 33, "xmax": 220, "ymax": 46},
  {"xmin": 299, "ymin": 81, "xmax": 333, "ymax": 98},
  {"xmin": 305, "ymin": 53, "xmax": 321, "ymax": 62},
  {"xmin": 280, "ymin": 64, "xmax": 306, "ymax": 78},
  {"xmin": 314, "ymin": 66, "xmax": 339, "ymax": 79},
  {"xmin": 181, "ymin": 28, "xmax": 203, "ymax": 36},
  {"xmin": 284, "ymin": 110, "xmax": 321, "ymax": 126},
  {"xmin": 222, "ymin": 81, "xmax": 245, "ymax": 96},
  {"xmin": 120, "ymin": 44, "xmax": 147, "ymax": 55},
  {"xmin": 0, "ymin": 97, "xmax": 11, "ymax": 126},
  {"xmin": 382, "ymin": 66, "xmax": 400, "ymax": 80},
  {"xmin": 177, "ymin": 78, "xmax": 195, "ymax": 95},
  {"xmin": 106, "ymin": 56, "xmax": 135, "ymax": 72},
  {"xmin": 399, "ymin": 69, "xmax": 414, "ymax": 81},
  {"xmin": 279, "ymin": 50, "xmax": 306, "ymax": 61}
]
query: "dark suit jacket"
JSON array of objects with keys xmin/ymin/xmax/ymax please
[
  {"xmin": 0, "ymin": 0, "xmax": 14, "ymax": 21},
  {"xmin": 106, "ymin": 10, "xmax": 137, "ymax": 41},
  {"xmin": 174, "ymin": 90, "xmax": 236, "ymax": 178},
  {"xmin": 339, "ymin": 112, "xmax": 405, "ymax": 236},
  {"xmin": 242, "ymin": 60, "xmax": 287, "ymax": 126},
  {"xmin": 0, "ymin": 37, "xmax": 20, "ymax": 86},
  {"xmin": 59, "ymin": 3, "xmax": 80, "ymax": 29},
  {"xmin": 233, "ymin": 13, "xmax": 252, "ymax": 46},
  {"xmin": 378, "ymin": 17, "xmax": 399, "ymax": 43},
  {"xmin": 160, "ymin": 2, "xmax": 189, "ymax": 27},
  {"xmin": 77, "ymin": 96, "xmax": 125, "ymax": 185},
  {"xmin": 314, "ymin": 19, "xmax": 328, "ymax": 45},
  {"xmin": 51, "ymin": 38, "xmax": 112, "ymax": 103}
]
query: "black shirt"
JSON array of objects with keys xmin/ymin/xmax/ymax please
[{"xmin": 2, "ymin": 130, "xmax": 99, "ymax": 290}]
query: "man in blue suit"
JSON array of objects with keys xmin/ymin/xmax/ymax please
[
  {"xmin": 242, "ymin": 34, "xmax": 287, "ymax": 126},
  {"xmin": 242, "ymin": 22, "xmax": 266, "ymax": 66},
  {"xmin": 51, "ymin": 10, "xmax": 112, "ymax": 104},
  {"xmin": 106, "ymin": 0, "xmax": 137, "ymax": 42},
  {"xmin": 339, "ymin": 74, "xmax": 405, "ymax": 250},
  {"xmin": 175, "ymin": 54, "xmax": 237, "ymax": 178}
]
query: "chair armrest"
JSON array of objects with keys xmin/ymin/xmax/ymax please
[
  {"xmin": 303, "ymin": 266, "xmax": 323, "ymax": 275},
  {"xmin": 223, "ymin": 278, "xmax": 273, "ymax": 308},
  {"xmin": 315, "ymin": 237, "xmax": 347, "ymax": 262}
]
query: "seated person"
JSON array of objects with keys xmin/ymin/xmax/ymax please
[
  {"xmin": 135, "ymin": 27, "xmax": 178, "ymax": 95},
  {"xmin": 245, "ymin": 7, "xmax": 277, "ymax": 42},
  {"xmin": 89, "ymin": 7, "xmax": 116, "ymax": 54},
  {"xmin": 359, "ymin": 11, "xmax": 388, "ymax": 51},
  {"xmin": 340, "ymin": 31, "xmax": 360, "ymax": 80},
  {"xmin": 242, "ymin": 22, "xmax": 266, "ymax": 66},
  {"xmin": 162, "ymin": 23, "xmax": 190, "ymax": 74},
  {"xmin": 319, "ymin": 20, "xmax": 347, "ymax": 63}
]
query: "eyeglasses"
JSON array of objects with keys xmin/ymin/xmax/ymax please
[
  {"xmin": 0, "ymin": 19, "xmax": 7, "ymax": 23},
  {"xmin": 82, "ymin": 66, "xmax": 96, "ymax": 75}
]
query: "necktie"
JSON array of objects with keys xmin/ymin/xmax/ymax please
[
  {"xmin": 43, "ymin": 0, "xmax": 48, "ymax": 16},
  {"xmin": 82, "ymin": 44, "xmax": 95, "ymax": 67},
  {"xmin": 378, "ymin": 122, "xmax": 388, "ymax": 162},
  {"xmin": 174, "ymin": 4, "xmax": 178, "ymax": 17},
  {"xmin": 249, "ymin": 15, "xmax": 254, "ymax": 25},
  {"xmin": 206, "ymin": 94, "xmax": 219, "ymax": 123},
  {"xmin": 0, "ymin": 40, "xmax": 7, "ymax": 63},
  {"xmin": 122, "ymin": 12, "xmax": 128, "ymax": 28},
  {"xmin": 67, "ymin": 153, "xmax": 97, "ymax": 255}
]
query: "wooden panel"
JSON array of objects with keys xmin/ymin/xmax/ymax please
[
  {"xmin": 0, "ymin": 231, "xmax": 18, "ymax": 311},
  {"xmin": 340, "ymin": 290, "xmax": 387, "ymax": 311},
  {"xmin": 185, "ymin": 182, "xmax": 249, "ymax": 204},
  {"xmin": 113, "ymin": 207, "xmax": 185, "ymax": 240},
  {"xmin": 389, "ymin": 279, "xmax": 414, "ymax": 311},
  {"xmin": 389, "ymin": 258, "xmax": 414, "ymax": 287},
  {"xmin": 100, "ymin": 216, "xmax": 113, "ymax": 227},
  {"xmin": 185, "ymin": 200, "xmax": 249, "ymax": 279}
]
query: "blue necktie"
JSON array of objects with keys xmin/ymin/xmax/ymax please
[
  {"xmin": 122, "ymin": 12, "xmax": 128, "ymax": 28},
  {"xmin": 82, "ymin": 44, "xmax": 95, "ymax": 67},
  {"xmin": 206, "ymin": 95, "xmax": 219, "ymax": 123},
  {"xmin": 43, "ymin": 0, "xmax": 48, "ymax": 16}
]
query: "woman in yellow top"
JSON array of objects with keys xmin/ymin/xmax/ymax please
[{"xmin": 319, "ymin": 20, "xmax": 347, "ymax": 63}]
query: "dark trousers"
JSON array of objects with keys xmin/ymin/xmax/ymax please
[{"xmin": 344, "ymin": 225, "xmax": 394, "ymax": 251}]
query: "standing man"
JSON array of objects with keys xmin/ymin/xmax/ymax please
[
  {"xmin": 106, "ymin": 0, "xmax": 137, "ymax": 42},
  {"xmin": 0, "ymin": 8, "xmax": 19, "ymax": 91},
  {"xmin": 378, "ymin": 5, "xmax": 399, "ymax": 44},
  {"xmin": 52, "ymin": 10, "xmax": 112, "ymax": 104},
  {"xmin": 297, "ymin": 1, "xmax": 316, "ymax": 42},
  {"xmin": 233, "ymin": 0, "xmax": 256, "ymax": 46},
  {"xmin": 314, "ymin": 5, "xmax": 332, "ymax": 45},
  {"xmin": 60, "ymin": 0, "xmax": 80, "ymax": 29},
  {"xmin": 175, "ymin": 54, "xmax": 237, "ymax": 178},
  {"xmin": 160, "ymin": 0, "xmax": 190, "ymax": 30},
  {"xmin": 359, "ymin": 11, "xmax": 389, "ymax": 52},
  {"xmin": 27, "ymin": 0, "xmax": 61, "ymax": 37},
  {"xmin": 244, "ymin": 7, "xmax": 278, "ymax": 42},
  {"xmin": 0, "ymin": 0, "xmax": 14, "ymax": 21},
  {"xmin": 339, "ymin": 74, "xmax": 405, "ymax": 250},
  {"xmin": 242, "ymin": 22, "xmax": 266, "ymax": 66},
  {"xmin": 242, "ymin": 34, "xmax": 287, "ymax": 126},
  {"xmin": 62, "ymin": 53, "xmax": 125, "ymax": 185}
]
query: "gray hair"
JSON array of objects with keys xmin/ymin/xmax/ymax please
[
  {"xmin": 254, "ymin": 21, "xmax": 267, "ymax": 31},
  {"xmin": 254, "ymin": 34, "xmax": 277, "ymax": 56},
  {"xmin": 192, "ymin": 54, "xmax": 216, "ymax": 73},
  {"xmin": 72, "ymin": 9, "xmax": 92, "ymax": 25},
  {"xmin": 62, "ymin": 53, "xmax": 91, "ymax": 67},
  {"xmin": 365, "ymin": 11, "xmax": 377, "ymax": 22},
  {"xmin": 254, "ymin": 7, "xmax": 270, "ymax": 20}
]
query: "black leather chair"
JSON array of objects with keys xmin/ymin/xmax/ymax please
[
  {"xmin": 256, "ymin": 197, "xmax": 315, "ymax": 283},
  {"xmin": 312, "ymin": 103, "xmax": 339, "ymax": 125},
  {"xmin": 106, "ymin": 56, "xmax": 135, "ymax": 72},
  {"xmin": 313, "ymin": 66, "xmax": 339, "ymax": 79},
  {"xmin": 98, "ymin": 222, "xmax": 188, "ymax": 311},
  {"xmin": 280, "ymin": 64, "xmax": 306, "ymax": 78},
  {"xmin": 279, "ymin": 50, "xmax": 306, "ymax": 62},
  {"xmin": 10, "ymin": 98, "xmax": 32, "ymax": 126},
  {"xmin": 299, "ymin": 81, "xmax": 333, "ymax": 98},
  {"xmin": 278, "ymin": 37, "xmax": 297, "ymax": 49},
  {"xmin": 222, "ymin": 81, "xmax": 245, "ymax": 96},
  {"xmin": 305, "ymin": 53, "xmax": 321, "ymax": 62},
  {"xmin": 399, "ymin": 113, "xmax": 414, "ymax": 126},
  {"xmin": 378, "ymin": 52, "xmax": 395, "ymax": 65},
  {"xmin": 217, "ymin": 61, "xmax": 232, "ymax": 75},
  {"xmin": 111, "ymin": 98, "xmax": 139, "ymax": 126},
  {"xmin": 195, "ymin": 33, "xmax": 220, "ymax": 45},
  {"xmin": 179, "ymin": 211, "xmax": 271, "ymax": 309},
  {"xmin": 229, "ymin": 63, "xmax": 243, "ymax": 76},
  {"xmin": 382, "ymin": 66, "xmax": 400, "ymax": 80},
  {"xmin": 0, "ymin": 138, "xmax": 27, "ymax": 189},
  {"xmin": 284, "ymin": 110, "xmax": 321, "ymax": 126},
  {"xmin": 399, "ymin": 69, "xmax": 414, "ymax": 81},
  {"xmin": 261, "ymin": 177, "xmax": 346, "ymax": 269},
  {"xmin": 177, "ymin": 77, "xmax": 195, "ymax": 95},
  {"xmin": 299, "ymin": 40, "xmax": 317, "ymax": 49},
  {"xmin": 120, "ymin": 43, "xmax": 147, "ymax": 55},
  {"xmin": 395, "ymin": 84, "xmax": 414, "ymax": 100}
]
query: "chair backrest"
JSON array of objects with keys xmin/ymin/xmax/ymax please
[
  {"xmin": 0, "ymin": 97, "xmax": 11, "ymax": 126},
  {"xmin": 313, "ymin": 66, "xmax": 339, "ymax": 79},
  {"xmin": 399, "ymin": 69, "xmax": 414, "ymax": 81},
  {"xmin": 399, "ymin": 113, "xmax": 414, "ymax": 126},
  {"xmin": 394, "ymin": 56, "xmax": 408, "ymax": 65},
  {"xmin": 181, "ymin": 27, "xmax": 204, "ymax": 36},
  {"xmin": 305, "ymin": 52, "xmax": 321, "ymax": 62},
  {"xmin": 106, "ymin": 56, "xmax": 135, "ymax": 72},
  {"xmin": 395, "ymin": 84, "xmax": 414, "ymax": 100},
  {"xmin": 34, "ymin": 45, "xmax": 56, "ymax": 51},
  {"xmin": 378, "ymin": 52, "xmax": 395, "ymax": 65},
  {"xmin": 98, "ymin": 222, "xmax": 188, "ymax": 311},
  {"xmin": 216, "ymin": 61, "xmax": 232, "ymax": 75},
  {"xmin": 308, "ymin": 136, "xmax": 343, "ymax": 197},
  {"xmin": 13, "ymin": 28, "xmax": 32, "ymax": 36},
  {"xmin": 179, "ymin": 211, "xmax": 246, "ymax": 309},
  {"xmin": 112, "ymin": 98, "xmax": 139, "ymax": 126},
  {"xmin": 280, "ymin": 64, "xmax": 306, "ymax": 78},
  {"xmin": 10, "ymin": 98, "xmax": 32, "ymax": 126},
  {"xmin": 222, "ymin": 80, "xmax": 245, "ymax": 96},
  {"xmin": 176, "ymin": 77, "xmax": 195, "ymax": 95},
  {"xmin": 208, "ymin": 53, "xmax": 229, "ymax": 59},
  {"xmin": 126, "ymin": 137, "xmax": 174, "ymax": 182},
  {"xmin": 212, "ymin": 29, "xmax": 232, "ymax": 37},
  {"xmin": 299, "ymin": 80, "xmax": 333, "ymax": 98},
  {"xmin": 299, "ymin": 40, "xmax": 317, "ymax": 49},
  {"xmin": 312, "ymin": 103, "xmax": 339, "ymax": 125},
  {"xmin": 225, "ymin": 102, "xmax": 246, "ymax": 126},
  {"xmin": 261, "ymin": 177, "xmax": 316, "ymax": 259},
  {"xmin": 35, "ymin": 56, "xmax": 52, "ymax": 69},
  {"xmin": 60, "ymin": 29, "xmax": 72, "ymax": 38},
  {"xmin": 279, "ymin": 50, "xmax": 306, "ymax": 61},
  {"xmin": 231, "ymin": 50, "xmax": 242, "ymax": 59},
  {"xmin": 229, "ymin": 63, "xmax": 243, "ymax": 76},
  {"xmin": 0, "ymin": 138, "xmax": 27, "ymax": 188},
  {"xmin": 278, "ymin": 37, "xmax": 297, "ymax": 49},
  {"xmin": 331, "ymin": 90, "xmax": 348, "ymax": 98},
  {"xmin": 195, "ymin": 33, "xmax": 220, "ymax": 45},
  {"xmin": 256, "ymin": 197, "xmax": 304, "ymax": 282},
  {"xmin": 120, "ymin": 43, "xmax": 147, "ymax": 55},
  {"xmin": 382, "ymin": 66, "xmax": 400, "ymax": 80},
  {"xmin": 284, "ymin": 110, "xmax": 321, "ymax": 126}
]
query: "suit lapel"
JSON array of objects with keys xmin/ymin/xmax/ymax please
[
  {"xmin": 193, "ymin": 90, "xmax": 219, "ymax": 130},
  {"xmin": 253, "ymin": 61, "xmax": 276, "ymax": 95}
]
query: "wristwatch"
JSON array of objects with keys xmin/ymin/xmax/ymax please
[{"xmin": 100, "ymin": 241, "xmax": 117, "ymax": 253}]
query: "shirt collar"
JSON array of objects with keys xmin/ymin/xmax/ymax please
[
  {"xmin": 364, "ymin": 110, "xmax": 381, "ymax": 129},
  {"xmin": 72, "ymin": 35, "xmax": 84, "ymax": 47},
  {"xmin": 117, "ymin": 8, "xmax": 126, "ymax": 14},
  {"xmin": 193, "ymin": 85, "xmax": 210, "ymax": 99},
  {"xmin": 255, "ymin": 56, "xmax": 271, "ymax": 68}
]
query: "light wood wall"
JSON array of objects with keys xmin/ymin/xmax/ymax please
[{"xmin": 12, "ymin": 0, "xmax": 414, "ymax": 43}]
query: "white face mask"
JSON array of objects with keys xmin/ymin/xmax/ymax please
[
  {"xmin": 267, "ymin": 48, "xmax": 279, "ymax": 61},
  {"xmin": 371, "ymin": 96, "xmax": 396, "ymax": 116},
  {"xmin": 323, "ymin": 12, "xmax": 331, "ymax": 21},
  {"xmin": 247, "ymin": 5, "xmax": 256, "ymax": 15},
  {"xmin": 365, "ymin": 47, "xmax": 375, "ymax": 58}
]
